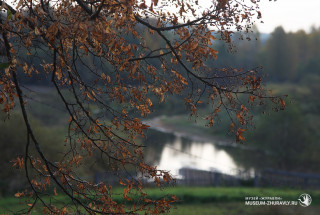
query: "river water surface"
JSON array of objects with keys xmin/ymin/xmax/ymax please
[{"xmin": 142, "ymin": 127, "xmax": 251, "ymax": 178}]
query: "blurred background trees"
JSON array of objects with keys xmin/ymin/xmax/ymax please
[{"xmin": 2, "ymin": 24, "xmax": 320, "ymax": 195}]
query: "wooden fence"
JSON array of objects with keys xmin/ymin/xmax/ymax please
[
  {"xmin": 254, "ymin": 169, "xmax": 320, "ymax": 189},
  {"xmin": 176, "ymin": 168, "xmax": 242, "ymax": 186},
  {"xmin": 176, "ymin": 168, "xmax": 320, "ymax": 189},
  {"xmin": 94, "ymin": 168, "xmax": 320, "ymax": 189}
]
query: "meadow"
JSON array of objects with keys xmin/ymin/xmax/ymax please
[{"xmin": 1, "ymin": 187, "xmax": 319, "ymax": 214}]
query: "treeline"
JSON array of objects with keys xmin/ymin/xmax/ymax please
[
  {"xmin": 10, "ymin": 25, "xmax": 320, "ymax": 86},
  {"xmin": 215, "ymin": 26, "xmax": 320, "ymax": 82},
  {"xmin": 263, "ymin": 27, "xmax": 320, "ymax": 82}
]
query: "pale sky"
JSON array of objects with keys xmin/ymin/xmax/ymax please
[
  {"xmin": 197, "ymin": 0, "xmax": 320, "ymax": 33},
  {"xmin": 6, "ymin": 0, "xmax": 320, "ymax": 34},
  {"xmin": 256, "ymin": 0, "xmax": 320, "ymax": 33},
  {"xmin": 149, "ymin": 0, "xmax": 320, "ymax": 34}
]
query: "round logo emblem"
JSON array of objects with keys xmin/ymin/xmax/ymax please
[{"xmin": 298, "ymin": 194, "xmax": 312, "ymax": 207}]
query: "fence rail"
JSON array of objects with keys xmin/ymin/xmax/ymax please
[
  {"xmin": 255, "ymin": 169, "xmax": 320, "ymax": 189},
  {"xmin": 94, "ymin": 168, "xmax": 320, "ymax": 189}
]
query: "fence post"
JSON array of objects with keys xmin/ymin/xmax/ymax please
[
  {"xmin": 304, "ymin": 178, "xmax": 309, "ymax": 189},
  {"xmin": 254, "ymin": 170, "xmax": 259, "ymax": 187},
  {"xmin": 214, "ymin": 172, "xmax": 219, "ymax": 187}
]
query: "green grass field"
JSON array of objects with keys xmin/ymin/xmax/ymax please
[{"xmin": 1, "ymin": 187, "xmax": 319, "ymax": 214}]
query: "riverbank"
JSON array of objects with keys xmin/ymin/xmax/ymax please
[
  {"xmin": 144, "ymin": 116, "xmax": 233, "ymax": 145},
  {"xmin": 144, "ymin": 115, "xmax": 263, "ymax": 152}
]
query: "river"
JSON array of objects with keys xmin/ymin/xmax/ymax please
[{"xmin": 142, "ymin": 117, "xmax": 259, "ymax": 178}]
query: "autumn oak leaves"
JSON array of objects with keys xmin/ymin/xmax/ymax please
[{"xmin": 0, "ymin": 0, "xmax": 284, "ymax": 214}]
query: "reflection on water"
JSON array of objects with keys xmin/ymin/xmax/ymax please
[
  {"xmin": 143, "ymin": 129, "xmax": 243, "ymax": 177},
  {"xmin": 158, "ymin": 137, "xmax": 240, "ymax": 176}
]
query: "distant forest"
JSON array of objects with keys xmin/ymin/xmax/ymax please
[
  {"xmin": 8, "ymin": 25, "xmax": 320, "ymax": 86},
  {"xmin": 214, "ymin": 26, "xmax": 320, "ymax": 83}
]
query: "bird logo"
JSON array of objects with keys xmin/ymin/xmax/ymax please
[{"xmin": 298, "ymin": 194, "xmax": 312, "ymax": 207}]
